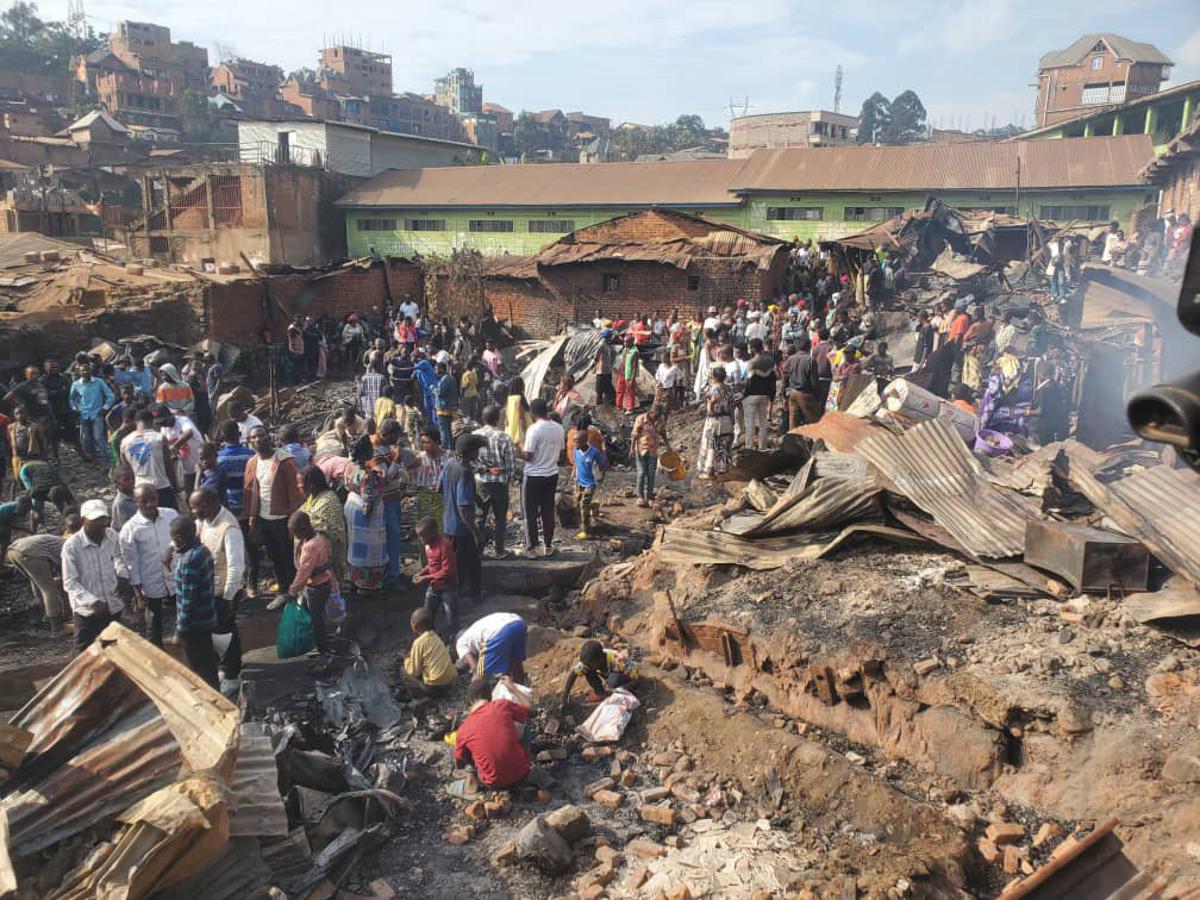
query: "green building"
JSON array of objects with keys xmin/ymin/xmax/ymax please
[
  {"xmin": 1020, "ymin": 78, "xmax": 1200, "ymax": 154},
  {"xmin": 337, "ymin": 134, "xmax": 1158, "ymax": 258}
]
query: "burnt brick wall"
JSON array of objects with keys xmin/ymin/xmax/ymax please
[{"xmin": 485, "ymin": 278, "xmax": 563, "ymax": 339}]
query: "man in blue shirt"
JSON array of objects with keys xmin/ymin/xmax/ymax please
[
  {"xmin": 129, "ymin": 357, "xmax": 155, "ymax": 401},
  {"xmin": 434, "ymin": 362, "xmax": 460, "ymax": 449},
  {"xmin": 169, "ymin": 515, "xmax": 219, "ymax": 689},
  {"xmin": 440, "ymin": 434, "xmax": 485, "ymax": 607},
  {"xmin": 572, "ymin": 429, "xmax": 606, "ymax": 541},
  {"xmin": 215, "ymin": 419, "xmax": 257, "ymax": 594},
  {"xmin": 69, "ymin": 362, "xmax": 115, "ymax": 463}
]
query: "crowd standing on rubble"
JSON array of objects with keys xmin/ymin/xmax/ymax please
[{"xmin": 0, "ymin": 216, "xmax": 1130, "ymax": 789}]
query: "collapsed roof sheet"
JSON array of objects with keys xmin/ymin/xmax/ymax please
[{"xmin": 855, "ymin": 419, "xmax": 1040, "ymax": 558}]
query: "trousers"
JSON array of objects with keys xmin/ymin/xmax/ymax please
[
  {"xmin": 424, "ymin": 585, "xmax": 459, "ymax": 641},
  {"xmin": 78, "ymin": 416, "xmax": 105, "ymax": 461},
  {"xmin": 73, "ymin": 607, "xmax": 112, "ymax": 654},
  {"xmin": 634, "ymin": 452, "xmax": 657, "ymax": 500},
  {"xmin": 453, "ymin": 532, "xmax": 482, "ymax": 604},
  {"xmin": 478, "ymin": 481, "xmax": 510, "ymax": 554},
  {"xmin": 7, "ymin": 548, "xmax": 65, "ymax": 619},
  {"xmin": 302, "ymin": 581, "xmax": 331, "ymax": 656},
  {"xmin": 741, "ymin": 395, "xmax": 770, "ymax": 450},
  {"xmin": 183, "ymin": 629, "xmax": 219, "ymax": 689},
  {"xmin": 522, "ymin": 474, "xmax": 558, "ymax": 550},
  {"xmin": 252, "ymin": 517, "xmax": 295, "ymax": 590},
  {"xmin": 575, "ymin": 484, "xmax": 596, "ymax": 533}
]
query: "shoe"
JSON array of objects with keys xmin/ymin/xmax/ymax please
[
  {"xmin": 576, "ymin": 531, "xmax": 590, "ymax": 541},
  {"xmin": 244, "ymin": 586, "xmax": 258, "ymax": 600},
  {"xmin": 493, "ymin": 550, "xmax": 511, "ymax": 560},
  {"xmin": 543, "ymin": 545, "xmax": 556, "ymax": 558},
  {"xmin": 637, "ymin": 499, "xmax": 649, "ymax": 508},
  {"xmin": 266, "ymin": 595, "xmax": 289, "ymax": 611}
]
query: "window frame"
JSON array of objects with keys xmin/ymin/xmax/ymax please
[
  {"xmin": 528, "ymin": 219, "xmax": 576, "ymax": 234},
  {"xmin": 468, "ymin": 219, "xmax": 515, "ymax": 233},
  {"xmin": 766, "ymin": 206, "xmax": 824, "ymax": 221},
  {"xmin": 356, "ymin": 217, "xmax": 397, "ymax": 232},
  {"xmin": 405, "ymin": 218, "xmax": 446, "ymax": 232},
  {"xmin": 602, "ymin": 273, "xmax": 621, "ymax": 293}
]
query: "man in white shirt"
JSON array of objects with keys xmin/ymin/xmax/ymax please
[
  {"xmin": 455, "ymin": 610, "xmax": 528, "ymax": 681},
  {"xmin": 190, "ymin": 486, "xmax": 246, "ymax": 683},
  {"xmin": 230, "ymin": 402, "xmax": 264, "ymax": 446},
  {"xmin": 520, "ymin": 398, "xmax": 565, "ymax": 557},
  {"xmin": 399, "ymin": 295, "xmax": 420, "ymax": 323},
  {"xmin": 745, "ymin": 311, "xmax": 768, "ymax": 345},
  {"xmin": 157, "ymin": 405, "xmax": 202, "ymax": 496},
  {"xmin": 121, "ymin": 408, "xmax": 179, "ymax": 515},
  {"xmin": 62, "ymin": 499, "xmax": 126, "ymax": 653},
  {"xmin": 702, "ymin": 306, "xmax": 720, "ymax": 334},
  {"xmin": 119, "ymin": 484, "xmax": 178, "ymax": 648}
]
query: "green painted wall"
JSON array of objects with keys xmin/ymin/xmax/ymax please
[
  {"xmin": 1028, "ymin": 87, "xmax": 1200, "ymax": 154},
  {"xmin": 344, "ymin": 187, "xmax": 1152, "ymax": 258}
]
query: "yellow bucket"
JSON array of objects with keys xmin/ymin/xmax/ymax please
[{"xmin": 659, "ymin": 450, "xmax": 687, "ymax": 482}]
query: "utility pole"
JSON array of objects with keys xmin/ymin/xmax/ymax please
[{"xmin": 834, "ymin": 65, "xmax": 843, "ymax": 113}]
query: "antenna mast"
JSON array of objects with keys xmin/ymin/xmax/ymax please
[{"xmin": 833, "ymin": 65, "xmax": 843, "ymax": 113}]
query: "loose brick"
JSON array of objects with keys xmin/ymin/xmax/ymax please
[
  {"xmin": 651, "ymin": 751, "xmax": 679, "ymax": 767},
  {"xmin": 667, "ymin": 886, "xmax": 693, "ymax": 900},
  {"xmin": 627, "ymin": 839, "xmax": 667, "ymax": 860},
  {"xmin": 664, "ymin": 835, "xmax": 683, "ymax": 849},
  {"xmin": 537, "ymin": 789, "xmax": 552, "ymax": 804},
  {"xmin": 913, "ymin": 658, "xmax": 941, "ymax": 676},
  {"xmin": 641, "ymin": 803, "xmax": 676, "ymax": 826},
  {"xmin": 492, "ymin": 841, "xmax": 517, "ymax": 866},
  {"xmin": 581, "ymin": 746, "xmax": 598, "ymax": 762},
  {"xmin": 609, "ymin": 760, "xmax": 622, "ymax": 778},
  {"xmin": 464, "ymin": 801, "xmax": 487, "ymax": 821},
  {"xmin": 985, "ymin": 822, "xmax": 1026, "ymax": 845},
  {"xmin": 677, "ymin": 805, "xmax": 697, "ymax": 825},
  {"xmin": 584, "ymin": 777, "xmax": 616, "ymax": 798},
  {"xmin": 536, "ymin": 751, "xmax": 555, "ymax": 763},
  {"xmin": 596, "ymin": 845, "xmax": 623, "ymax": 866},
  {"xmin": 670, "ymin": 784, "xmax": 700, "ymax": 803},
  {"xmin": 1003, "ymin": 845, "xmax": 1021, "ymax": 874},
  {"xmin": 620, "ymin": 770, "xmax": 637, "ymax": 787},
  {"xmin": 578, "ymin": 885, "xmax": 605, "ymax": 900},
  {"xmin": 625, "ymin": 866, "xmax": 651, "ymax": 890},
  {"xmin": 593, "ymin": 789, "xmax": 625, "ymax": 809},
  {"xmin": 641, "ymin": 786, "xmax": 671, "ymax": 803},
  {"xmin": 484, "ymin": 798, "xmax": 510, "ymax": 817},
  {"xmin": 444, "ymin": 827, "xmax": 470, "ymax": 845},
  {"xmin": 977, "ymin": 839, "xmax": 1000, "ymax": 864},
  {"xmin": 1033, "ymin": 822, "xmax": 1063, "ymax": 848},
  {"xmin": 369, "ymin": 879, "xmax": 398, "ymax": 900}
]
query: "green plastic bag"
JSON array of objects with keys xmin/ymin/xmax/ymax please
[{"xmin": 276, "ymin": 600, "xmax": 315, "ymax": 659}]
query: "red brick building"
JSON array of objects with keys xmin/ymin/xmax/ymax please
[
  {"xmin": 1142, "ymin": 118, "xmax": 1200, "ymax": 222},
  {"xmin": 1036, "ymin": 34, "xmax": 1172, "ymax": 128},
  {"xmin": 478, "ymin": 209, "xmax": 788, "ymax": 338}
]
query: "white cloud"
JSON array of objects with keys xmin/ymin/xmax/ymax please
[
  {"xmin": 901, "ymin": 0, "xmax": 1017, "ymax": 57},
  {"xmin": 1174, "ymin": 28, "xmax": 1200, "ymax": 82}
]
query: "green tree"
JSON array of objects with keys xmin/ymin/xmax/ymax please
[
  {"xmin": 857, "ymin": 92, "xmax": 891, "ymax": 144},
  {"xmin": 287, "ymin": 66, "xmax": 317, "ymax": 84},
  {"xmin": 180, "ymin": 89, "xmax": 221, "ymax": 140},
  {"xmin": 0, "ymin": 2, "xmax": 102, "ymax": 73},
  {"xmin": 513, "ymin": 111, "xmax": 547, "ymax": 160},
  {"xmin": 885, "ymin": 90, "xmax": 927, "ymax": 144},
  {"xmin": 0, "ymin": 1, "xmax": 44, "ymax": 45},
  {"xmin": 669, "ymin": 113, "xmax": 706, "ymax": 149}
]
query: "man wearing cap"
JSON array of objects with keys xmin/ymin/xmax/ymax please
[
  {"xmin": 62, "ymin": 499, "xmax": 126, "ymax": 653},
  {"xmin": 119, "ymin": 484, "xmax": 178, "ymax": 648}
]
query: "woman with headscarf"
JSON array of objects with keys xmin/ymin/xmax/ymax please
[
  {"xmin": 343, "ymin": 435, "xmax": 386, "ymax": 594},
  {"xmin": 155, "ymin": 363, "xmax": 194, "ymax": 418},
  {"xmin": 302, "ymin": 464, "xmax": 347, "ymax": 583},
  {"xmin": 413, "ymin": 354, "xmax": 439, "ymax": 424}
]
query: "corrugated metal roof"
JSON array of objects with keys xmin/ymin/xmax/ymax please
[
  {"xmin": 1070, "ymin": 457, "xmax": 1200, "ymax": 588},
  {"xmin": 731, "ymin": 135, "xmax": 1154, "ymax": 192},
  {"xmin": 856, "ymin": 419, "xmax": 1040, "ymax": 558},
  {"xmin": 229, "ymin": 723, "xmax": 289, "ymax": 838},
  {"xmin": 482, "ymin": 255, "xmax": 540, "ymax": 279},
  {"xmin": 336, "ymin": 158, "xmax": 747, "ymax": 209}
]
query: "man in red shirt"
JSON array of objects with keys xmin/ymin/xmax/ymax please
[{"xmin": 454, "ymin": 677, "xmax": 531, "ymax": 789}]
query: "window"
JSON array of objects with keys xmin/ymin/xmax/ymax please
[
  {"xmin": 687, "ymin": 275, "xmax": 700, "ymax": 291},
  {"xmin": 602, "ymin": 273, "xmax": 620, "ymax": 292},
  {"xmin": 843, "ymin": 206, "xmax": 905, "ymax": 222},
  {"xmin": 468, "ymin": 219, "xmax": 514, "ymax": 232},
  {"xmin": 1038, "ymin": 205, "xmax": 1111, "ymax": 221},
  {"xmin": 1082, "ymin": 82, "xmax": 1125, "ymax": 105},
  {"xmin": 528, "ymin": 219, "xmax": 575, "ymax": 233},
  {"xmin": 1091, "ymin": 55, "xmax": 1104, "ymax": 70},
  {"xmin": 405, "ymin": 218, "xmax": 445, "ymax": 231},
  {"xmin": 356, "ymin": 217, "xmax": 397, "ymax": 231},
  {"xmin": 960, "ymin": 206, "xmax": 1017, "ymax": 215},
  {"xmin": 766, "ymin": 207, "xmax": 823, "ymax": 221}
]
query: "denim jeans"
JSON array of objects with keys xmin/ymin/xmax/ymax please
[
  {"xmin": 424, "ymin": 585, "xmax": 458, "ymax": 641},
  {"xmin": 635, "ymin": 452, "xmax": 656, "ymax": 500},
  {"xmin": 78, "ymin": 416, "xmax": 105, "ymax": 460},
  {"xmin": 437, "ymin": 412, "xmax": 455, "ymax": 449}
]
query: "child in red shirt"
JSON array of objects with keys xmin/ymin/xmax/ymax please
[
  {"xmin": 453, "ymin": 677, "xmax": 531, "ymax": 789},
  {"xmin": 414, "ymin": 516, "xmax": 458, "ymax": 639}
]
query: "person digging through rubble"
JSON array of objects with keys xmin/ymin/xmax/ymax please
[
  {"xmin": 402, "ymin": 606, "xmax": 457, "ymax": 697},
  {"xmin": 18, "ymin": 460, "xmax": 73, "ymax": 533},
  {"xmin": 168, "ymin": 515, "xmax": 219, "ymax": 689},
  {"xmin": 454, "ymin": 676, "xmax": 532, "ymax": 791},
  {"xmin": 414, "ymin": 514, "xmax": 458, "ymax": 639},
  {"xmin": 572, "ymin": 428, "xmax": 606, "ymax": 541},
  {"xmin": 559, "ymin": 640, "xmax": 639, "ymax": 712},
  {"xmin": 456, "ymin": 610, "xmax": 529, "ymax": 683},
  {"xmin": 6, "ymin": 520, "xmax": 67, "ymax": 634}
]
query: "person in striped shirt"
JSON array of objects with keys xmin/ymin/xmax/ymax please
[
  {"xmin": 559, "ymin": 640, "xmax": 638, "ymax": 711},
  {"xmin": 169, "ymin": 516, "xmax": 219, "ymax": 689}
]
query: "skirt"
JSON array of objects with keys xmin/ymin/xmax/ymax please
[{"xmin": 349, "ymin": 565, "xmax": 385, "ymax": 590}]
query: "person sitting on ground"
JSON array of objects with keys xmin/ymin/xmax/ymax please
[
  {"xmin": 168, "ymin": 515, "xmax": 219, "ymax": 689},
  {"xmin": 559, "ymin": 640, "xmax": 639, "ymax": 711},
  {"xmin": 572, "ymin": 429, "xmax": 606, "ymax": 541},
  {"xmin": 453, "ymin": 676, "xmax": 531, "ymax": 790},
  {"xmin": 413, "ymin": 515, "xmax": 458, "ymax": 639},
  {"xmin": 455, "ymin": 610, "xmax": 528, "ymax": 682},
  {"xmin": 402, "ymin": 607, "xmax": 457, "ymax": 697}
]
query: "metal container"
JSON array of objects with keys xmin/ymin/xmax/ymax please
[{"xmin": 1024, "ymin": 520, "xmax": 1150, "ymax": 594}]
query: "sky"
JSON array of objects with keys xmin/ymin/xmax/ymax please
[{"xmin": 41, "ymin": 0, "xmax": 1200, "ymax": 131}]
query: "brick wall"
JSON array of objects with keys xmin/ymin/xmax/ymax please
[
  {"xmin": 571, "ymin": 208, "xmax": 715, "ymax": 244},
  {"xmin": 485, "ymin": 278, "xmax": 562, "ymax": 338},
  {"xmin": 1160, "ymin": 156, "xmax": 1200, "ymax": 222}
]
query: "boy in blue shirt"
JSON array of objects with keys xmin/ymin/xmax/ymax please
[{"xmin": 572, "ymin": 430, "xmax": 606, "ymax": 541}]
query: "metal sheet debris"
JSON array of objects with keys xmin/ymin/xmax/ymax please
[
  {"xmin": 1125, "ymin": 584, "xmax": 1200, "ymax": 647},
  {"xmin": 1023, "ymin": 521, "xmax": 1150, "ymax": 594},
  {"xmin": 228, "ymin": 723, "xmax": 289, "ymax": 838},
  {"xmin": 660, "ymin": 523, "xmax": 927, "ymax": 570},
  {"xmin": 857, "ymin": 419, "xmax": 1039, "ymax": 558}
]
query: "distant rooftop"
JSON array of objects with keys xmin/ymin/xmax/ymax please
[{"xmin": 1039, "ymin": 33, "xmax": 1172, "ymax": 69}]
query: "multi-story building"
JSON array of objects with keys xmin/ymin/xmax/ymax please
[
  {"xmin": 434, "ymin": 68, "xmax": 483, "ymax": 116},
  {"xmin": 109, "ymin": 21, "xmax": 208, "ymax": 91},
  {"xmin": 461, "ymin": 112, "xmax": 498, "ymax": 151},
  {"xmin": 483, "ymin": 102, "xmax": 513, "ymax": 135},
  {"xmin": 280, "ymin": 77, "xmax": 343, "ymax": 121},
  {"xmin": 94, "ymin": 69, "xmax": 179, "ymax": 131},
  {"xmin": 1035, "ymin": 34, "xmax": 1172, "ymax": 128},
  {"xmin": 565, "ymin": 111, "xmax": 610, "ymax": 138},
  {"xmin": 341, "ymin": 92, "xmax": 466, "ymax": 142},
  {"xmin": 728, "ymin": 110, "xmax": 859, "ymax": 157},
  {"xmin": 210, "ymin": 58, "xmax": 285, "ymax": 119},
  {"xmin": 319, "ymin": 45, "xmax": 392, "ymax": 97}
]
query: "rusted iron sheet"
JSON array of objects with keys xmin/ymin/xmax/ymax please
[
  {"xmin": 1068, "ymin": 453, "xmax": 1200, "ymax": 589},
  {"xmin": 726, "ymin": 475, "xmax": 882, "ymax": 537},
  {"xmin": 998, "ymin": 817, "xmax": 1150, "ymax": 899},
  {"xmin": 228, "ymin": 723, "xmax": 289, "ymax": 838},
  {"xmin": 0, "ymin": 623, "xmax": 240, "ymax": 896},
  {"xmin": 1124, "ymin": 583, "xmax": 1200, "ymax": 647},
  {"xmin": 0, "ymin": 725, "xmax": 31, "ymax": 771},
  {"xmin": 792, "ymin": 410, "xmax": 883, "ymax": 453},
  {"xmin": 857, "ymin": 419, "xmax": 1040, "ymax": 558},
  {"xmin": 661, "ymin": 523, "xmax": 926, "ymax": 570}
]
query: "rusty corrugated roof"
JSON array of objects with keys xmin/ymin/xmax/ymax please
[
  {"xmin": 336, "ymin": 158, "xmax": 747, "ymax": 209},
  {"xmin": 856, "ymin": 419, "xmax": 1041, "ymax": 558},
  {"xmin": 731, "ymin": 135, "xmax": 1154, "ymax": 193}
]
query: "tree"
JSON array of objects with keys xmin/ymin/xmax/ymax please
[
  {"xmin": 0, "ymin": 1, "xmax": 44, "ymax": 46},
  {"xmin": 0, "ymin": 1, "xmax": 102, "ymax": 74},
  {"xmin": 287, "ymin": 67, "xmax": 318, "ymax": 84},
  {"xmin": 179, "ymin": 89, "xmax": 221, "ymax": 140},
  {"xmin": 857, "ymin": 92, "xmax": 891, "ymax": 145},
  {"xmin": 885, "ymin": 90, "xmax": 927, "ymax": 144},
  {"xmin": 669, "ymin": 114, "xmax": 706, "ymax": 149}
]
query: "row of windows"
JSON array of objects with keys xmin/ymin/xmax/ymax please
[
  {"xmin": 356, "ymin": 218, "xmax": 575, "ymax": 233},
  {"xmin": 1038, "ymin": 205, "xmax": 1111, "ymax": 221},
  {"xmin": 766, "ymin": 206, "xmax": 905, "ymax": 222}
]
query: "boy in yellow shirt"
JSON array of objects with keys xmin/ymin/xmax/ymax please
[{"xmin": 403, "ymin": 607, "xmax": 457, "ymax": 696}]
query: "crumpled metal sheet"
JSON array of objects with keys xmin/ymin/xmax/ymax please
[
  {"xmin": 725, "ymin": 475, "xmax": 882, "ymax": 538},
  {"xmin": 660, "ymin": 523, "xmax": 926, "ymax": 570},
  {"xmin": 856, "ymin": 419, "xmax": 1039, "ymax": 558},
  {"xmin": 228, "ymin": 723, "xmax": 289, "ymax": 838}
]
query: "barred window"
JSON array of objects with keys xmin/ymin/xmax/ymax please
[
  {"xmin": 469, "ymin": 219, "xmax": 514, "ymax": 232},
  {"xmin": 405, "ymin": 219, "xmax": 445, "ymax": 231},
  {"xmin": 1038, "ymin": 205, "xmax": 1111, "ymax": 221},
  {"xmin": 766, "ymin": 207, "xmax": 823, "ymax": 221},
  {"xmin": 356, "ymin": 217, "xmax": 397, "ymax": 231},
  {"xmin": 844, "ymin": 207, "xmax": 904, "ymax": 222},
  {"xmin": 529, "ymin": 219, "xmax": 575, "ymax": 233}
]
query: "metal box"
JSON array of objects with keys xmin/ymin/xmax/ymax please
[{"xmin": 1024, "ymin": 520, "xmax": 1150, "ymax": 594}]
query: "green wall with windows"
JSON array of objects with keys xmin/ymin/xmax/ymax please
[{"xmin": 343, "ymin": 186, "xmax": 1152, "ymax": 258}]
